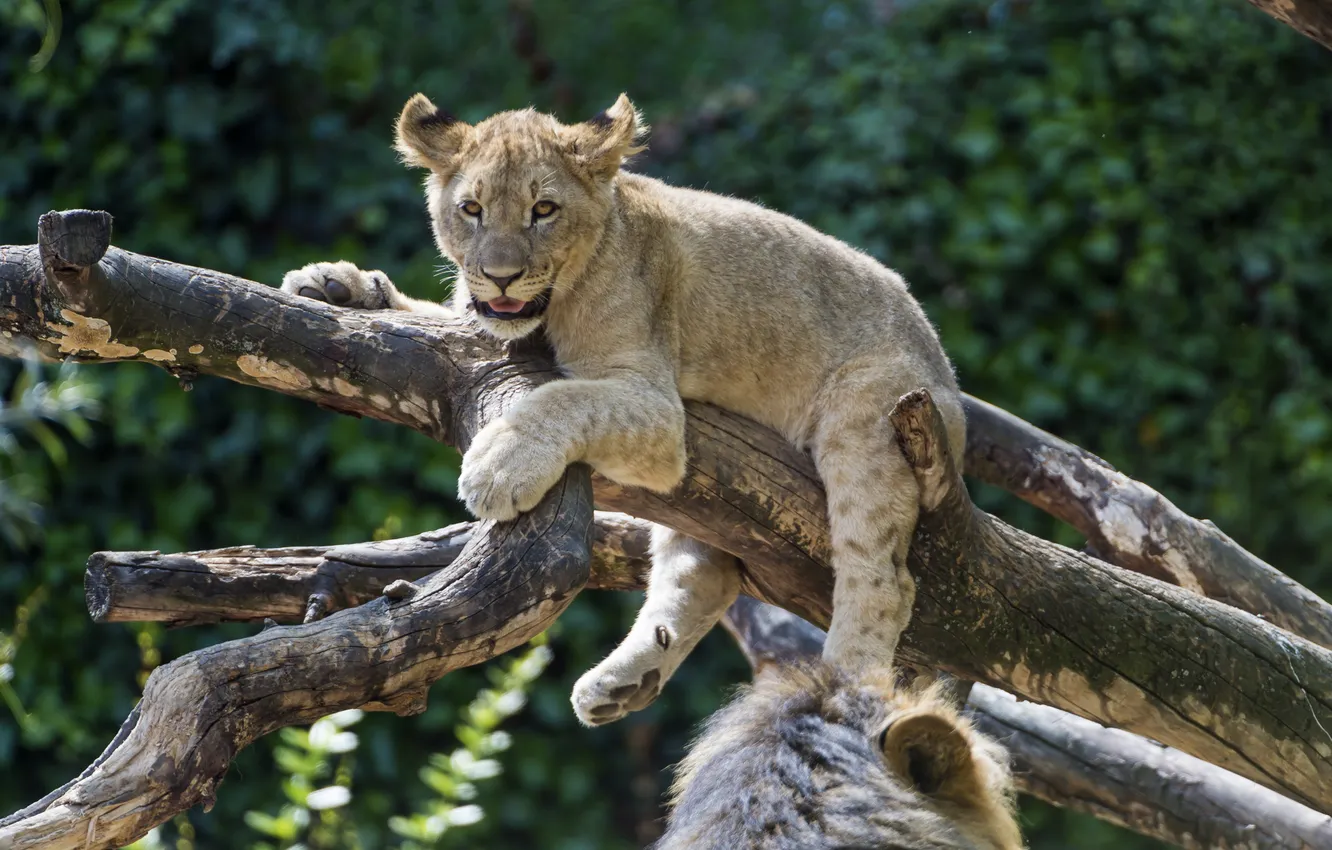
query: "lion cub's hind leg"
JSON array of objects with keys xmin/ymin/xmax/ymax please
[
  {"xmin": 813, "ymin": 366, "xmax": 923, "ymax": 669},
  {"xmin": 572, "ymin": 526, "xmax": 741, "ymax": 726}
]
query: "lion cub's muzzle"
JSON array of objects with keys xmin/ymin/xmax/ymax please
[{"xmin": 471, "ymin": 286, "xmax": 555, "ymax": 321}]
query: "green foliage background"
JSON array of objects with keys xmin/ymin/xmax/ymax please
[{"xmin": 2, "ymin": 0, "xmax": 1330, "ymax": 847}]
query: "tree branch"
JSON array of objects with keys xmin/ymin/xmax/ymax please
[
  {"xmin": 0, "ymin": 211, "xmax": 598, "ymax": 849},
  {"xmin": 721, "ymin": 596, "xmax": 1332, "ymax": 850},
  {"xmin": 1242, "ymin": 0, "xmax": 1332, "ymax": 51},
  {"xmin": 599, "ymin": 388, "xmax": 1332, "ymax": 809},
  {"xmin": 8, "ymin": 211, "xmax": 1329, "ymax": 640},
  {"xmin": 963, "ymin": 398, "xmax": 1332, "ymax": 649},
  {"xmin": 84, "ymin": 523, "xmax": 1332, "ymax": 848},
  {"xmin": 85, "ymin": 512, "xmax": 652, "ymax": 627},
  {"xmin": 3, "ymin": 212, "xmax": 1332, "ymax": 844}
]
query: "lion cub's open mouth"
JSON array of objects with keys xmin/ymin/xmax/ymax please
[{"xmin": 473, "ymin": 288, "xmax": 553, "ymax": 321}]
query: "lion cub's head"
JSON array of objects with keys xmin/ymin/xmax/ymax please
[{"xmin": 394, "ymin": 93, "xmax": 646, "ymax": 340}]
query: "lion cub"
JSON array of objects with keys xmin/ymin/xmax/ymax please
[
  {"xmin": 281, "ymin": 94, "xmax": 966, "ymax": 726},
  {"xmin": 657, "ymin": 663, "xmax": 1024, "ymax": 849}
]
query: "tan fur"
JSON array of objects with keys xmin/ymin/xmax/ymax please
[
  {"xmin": 658, "ymin": 662, "xmax": 1024, "ymax": 849},
  {"xmin": 282, "ymin": 94, "xmax": 966, "ymax": 727}
]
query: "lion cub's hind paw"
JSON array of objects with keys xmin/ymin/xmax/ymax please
[
  {"xmin": 571, "ymin": 664, "xmax": 664, "ymax": 726},
  {"xmin": 281, "ymin": 261, "xmax": 398, "ymax": 310}
]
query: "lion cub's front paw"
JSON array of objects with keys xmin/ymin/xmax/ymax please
[
  {"xmin": 281, "ymin": 261, "xmax": 400, "ymax": 310},
  {"xmin": 458, "ymin": 418, "xmax": 570, "ymax": 521}
]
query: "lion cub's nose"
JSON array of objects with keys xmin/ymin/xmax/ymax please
[{"xmin": 481, "ymin": 266, "xmax": 526, "ymax": 292}]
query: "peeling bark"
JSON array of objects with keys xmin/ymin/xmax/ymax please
[
  {"xmin": 2, "ymin": 212, "xmax": 1332, "ymax": 845},
  {"xmin": 723, "ymin": 596, "xmax": 1332, "ymax": 850}
]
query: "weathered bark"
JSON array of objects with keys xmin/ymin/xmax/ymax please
[
  {"xmin": 1243, "ymin": 0, "xmax": 1332, "ymax": 51},
  {"xmin": 85, "ymin": 513, "xmax": 652, "ymax": 627},
  {"xmin": 3, "ymin": 212, "xmax": 1332, "ymax": 844},
  {"xmin": 2, "ymin": 485, "xmax": 595, "ymax": 849},
  {"xmin": 723, "ymin": 596, "xmax": 1332, "ymax": 850},
  {"xmin": 971, "ymin": 689, "xmax": 1332, "ymax": 850},
  {"xmin": 616, "ymin": 389, "xmax": 1332, "ymax": 811},
  {"xmin": 963, "ymin": 398, "xmax": 1332, "ymax": 649},
  {"xmin": 603, "ymin": 393, "xmax": 1332, "ymax": 810},
  {"xmin": 0, "ymin": 211, "xmax": 598, "ymax": 849},
  {"xmin": 6, "ymin": 212, "xmax": 1329, "ymax": 644},
  {"xmin": 83, "ymin": 528, "xmax": 1332, "ymax": 848}
]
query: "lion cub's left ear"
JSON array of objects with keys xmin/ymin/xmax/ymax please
[
  {"xmin": 564, "ymin": 93, "xmax": 648, "ymax": 181},
  {"xmin": 879, "ymin": 708, "xmax": 986, "ymax": 806},
  {"xmin": 394, "ymin": 93, "xmax": 472, "ymax": 172}
]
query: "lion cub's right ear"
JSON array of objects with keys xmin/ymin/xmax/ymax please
[{"xmin": 394, "ymin": 93, "xmax": 472, "ymax": 171}]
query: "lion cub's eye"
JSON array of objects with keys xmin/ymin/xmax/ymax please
[
  {"xmin": 531, "ymin": 200, "xmax": 560, "ymax": 221},
  {"xmin": 458, "ymin": 200, "xmax": 483, "ymax": 218}
]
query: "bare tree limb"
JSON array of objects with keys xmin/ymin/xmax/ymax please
[
  {"xmin": 2, "ymin": 481, "xmax": 595, "ymax": 849},
  {"xmin": 0, "ymin": 211, "xmax": 598, "ymax": 849},
  {"xmin": 963, "ymin": 398, "xmax": 1332, "ymax": 649},
  {"xmin": 84, "ymin": 527, "xmax": 1332, "ymax": 848},
  {"xmin": 3, "ymin": 213, "xmax": 1332, "ymax": 843},
  {"xmin": 722, "ymin": 596, "xmax": 1332, "ymax": 850},
  {"xmin": 598, "ymin": 388, "xmax": 1332, "ymax": 810},
  {"xmin": 1242, "ymin": 0, "xmax": 1332, "ymax": 51},
  {"xmin": 6, "ymin": 212, "xmax": 1328, "ymax": 645},
  {"xmin": 85, "ymin": 513, "xmax": 652, "ymax": 627}
]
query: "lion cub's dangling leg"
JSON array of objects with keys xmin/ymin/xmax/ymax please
[
  {"xmin": 813, "ymin": 363, "xmax": 923, "ymax": 668},
  {"xmin": 572, "ymin": 526, "xmax": 741, "ymax": 726}
]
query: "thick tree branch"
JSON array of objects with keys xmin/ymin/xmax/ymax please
[
  {"xmin": 6, "ymin": 211, "xmax": 1328, "ymax": 643},
  {"xmin": 7, "ymin": 212, "xmax": 1329, "ymax": 640},
  {"xmin": 2, "ymin": 483, "xmax": 594, "ymax": 849},
  {"xmin": 1242, "ymin": 0, "xmax": 1332, "ymax": 51},
  {"xmin": 964, "ymin": 398, "xmax": 1332, "ymax": 649},
  {"xmin": 598, "ymin": 389, "xmax": 1332, "ymax": 810},
  {"xmin": 722, "ymin": 596, "xmax": 1332, "ymax": 850},
  {"xmin": 85, "ymin": 526, "xmax": 1332, "ymax": 848},
  {"xmin": 0, "ymin": 212, "xmax": 598, "ymax": 849},
  {"xmin": 3, "ymin": 213, "xmax": 1332, "ymax": 843}
]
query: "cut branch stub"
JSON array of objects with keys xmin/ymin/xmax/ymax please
[
  {"xmin": 84, "ymin": 513, "xmax": 651, "ymax": 628},
  {"xmin": 37, "ymin": 209, "xmax": 113, "ymax": 283}
]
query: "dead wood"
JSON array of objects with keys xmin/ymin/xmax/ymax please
[
  {"xmin": 85, "ymin": 526, "xmax": 1332, "ymax": 848},
  {"xmin": 2, "ymin": 211, "xmax": 1332, "ymax": 846}
]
